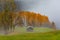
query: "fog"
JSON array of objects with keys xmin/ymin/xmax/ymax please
[{"xmin": 15, "ymin": 0, "xmax": 60, "ymax": 29}]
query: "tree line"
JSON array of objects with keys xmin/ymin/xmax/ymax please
[{"xmin": 0, "ymin": 0, "xmax": 56, "ymax": 34}]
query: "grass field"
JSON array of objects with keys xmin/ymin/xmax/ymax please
[
  {"xmin": 0, "ymin": 27, "xmax": 59, "ymax": 40},
  {"xmin": 14, "ymin": 27, "xmax": 55, "ymax": 33}
]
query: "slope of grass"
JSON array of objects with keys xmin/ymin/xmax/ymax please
[
  {"xmin": 0, "ymin": 27, "xmax": 59, "ymax": 40},
  {"xmin": 0, "ymin": 31, "xmax": 60, "ymax": 40}
]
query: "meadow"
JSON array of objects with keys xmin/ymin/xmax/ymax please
[{"xmin": 0, "ymin": 27, "xmax": 59, "ymax": 40}]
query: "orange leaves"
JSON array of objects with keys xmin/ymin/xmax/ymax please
[
  {"xmin": 18, "ymin": 11, "xmax": 49, "ymax": 25},
  {"xmin": 41, "ymin": 16, "xmax": 49, "ymax": 23}
]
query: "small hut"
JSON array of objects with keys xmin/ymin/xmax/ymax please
[{"xmin": 27, "ymin": 26, "xmax": 33, "ymax": 32}]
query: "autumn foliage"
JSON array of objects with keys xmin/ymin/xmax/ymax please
[
  {"xmin": 0, "ymin": 11, "xmax": 56, "ymax": 34},
  {"xmin": 16, "ymin": 11, "xmax": 50, "ymax": 27}
]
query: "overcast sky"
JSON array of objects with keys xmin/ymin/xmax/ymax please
[{"xmin": 15, "ymin": 0, "xmax": 60, "ymax": 29}]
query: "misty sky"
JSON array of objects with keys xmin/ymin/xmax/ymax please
[{"xmin": 15, "ymin": 0, "xmax": 60, "ymax": 29}]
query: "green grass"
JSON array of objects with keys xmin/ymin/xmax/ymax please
[
  {"xmin": 0, "ymin": 31, "xmax": 60, "ymax": 40},
  {"xmin": 15, "ymin": 27, "xmax": 55, "ymax": 33},
  {"xmin": 0, "ymin": 27, "xmax": 59, "ymax": 40}
]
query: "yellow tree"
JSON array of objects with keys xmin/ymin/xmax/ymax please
[
  {"xmin": 37, "ymin": 14, "xmax": 42, "ymax": 27},
  {"xmin": 0, "ymin": 0, "xmax": 16, "ymax": 34}
]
